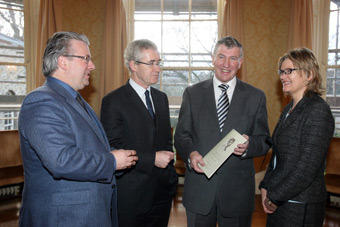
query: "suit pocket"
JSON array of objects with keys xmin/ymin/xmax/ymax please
[
  {"xmin": 52, "ymin": 189, "xmax": 91, "ymax": 227},
  {"xmin": 52, "ymin": 189, "xmax": 90, "ymax": 205}
]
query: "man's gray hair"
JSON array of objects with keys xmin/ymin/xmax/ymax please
[
  {"xmin": 124, "ymin": 39, "xmax": 159, "ymax": 72},
  {"xmin": 213, "ymin": 36, "xmax": 243, "ymax": 59},
  {"xmin": 42, "ymin": 31, "xmax": 90, "ymax": 77}
]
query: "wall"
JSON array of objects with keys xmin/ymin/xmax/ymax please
[
  {"xmin": 244, "ymin": 0, "xmax": 291, "ymax": 133},
  {"xmin": 62, "ymin": 0, "xmax": 106, "ymax": 115}
]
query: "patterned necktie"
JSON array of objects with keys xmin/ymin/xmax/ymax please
[
  {"xmin": 76, "ymin": 93, "xmax": 89, "ymax": 115},
  {"xmin": 217, "ymin": 84, "xmax": 229, "ymax": 132},
  {"xmin": 145, "ymin": 90, "xmax": 155, "ymax": 119}
]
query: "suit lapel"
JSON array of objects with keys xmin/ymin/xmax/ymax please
[
  {"xmin": 150, "ymin": 87, "xmax": 161, "ymax": 129},
  {"xmin": 273, "ymin": 96, "xmax": 310, "ymax": 138},
  {"xmin": 221, "ymin": 78, "xmax": 246, "ymax": 135},
  {"xmin": 125, "ymin": 82, "xmax": 155, "ymax": 125},
  {"xmin": 68, "ymin": 97, "xmax": 109, "ymax": 147},
  {"xmin": 202, "ymin": 79, "xmax": 220, "ymax": 131},
  {"xmin": 45, "ymin": 81, "xmax": 109, "ymax": 148}
]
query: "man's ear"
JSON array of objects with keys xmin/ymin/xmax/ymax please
[
  {"xmin": 238, "ymin": 58, "xmax": 244, "ymax": 69},
  {"xmin": 58, "ymin": 56, "xmax": 68, "ymax": 71},
  {"xmin": 211, "ymin": 55, "xmax": 216, "ymax": 67},
  {"xmin": 129, "ymin": 60, "xmax": 137, "ymax": 72}
]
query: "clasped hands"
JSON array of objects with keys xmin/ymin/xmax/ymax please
[{"xmin": 111, "ymin": 149, "xmax": 138, "ymax": 170}]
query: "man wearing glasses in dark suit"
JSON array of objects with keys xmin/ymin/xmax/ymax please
[{"xmin": 101, "ymin": 39, "xmax": 178, "ymax": 227}]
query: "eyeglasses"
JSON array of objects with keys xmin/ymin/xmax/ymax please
[
  {"xmin": 63, "ymin": 55, "xmax": 92, "ymax": 63},
  {"xmin": 135, "ymin": 61, "xmax": 163, "ymax": 68},
  {"xmin": 278, "ymin": 68, "xmax": 299, "ymax": 76}
]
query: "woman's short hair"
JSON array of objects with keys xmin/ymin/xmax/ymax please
[{"xmin": 278, "ymin": 47, "xmax": 324, "ymax": 96}]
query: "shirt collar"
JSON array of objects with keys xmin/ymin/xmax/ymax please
[
  {"xmin": 213, "ymin": 75, "xmax": 237, "ymax": 91},
  {"xmin": 47, "ymin": 76, "xmax": 78, "ymax": 99},
  {"xmin": 129, "ymin": 78, "xmax": 151, "ymax": 97}
]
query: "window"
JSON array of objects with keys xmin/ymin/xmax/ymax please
[
  {"xmin": 327, "ymin": 0, "xmax": 340, "ymax": 136},
  {"xmin": 4, "ymin": 111, "xmax": 14, "ymax": 130},
  {"xmin": 0, "ymin": 0, "xmax": 25, "ymax": 130},
  {"xmin": 128, "ymin": 0, "xmax": 219, "ymax": 127}
]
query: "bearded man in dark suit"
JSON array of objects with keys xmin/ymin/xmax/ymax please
[{"xmin": 100, "ymin": 39, "xmax": 178, "ymax": 227}]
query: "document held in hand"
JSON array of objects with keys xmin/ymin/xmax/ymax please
[{"xmin": 199, "ymin": 129, "xmax": 247, "ymax": 179}]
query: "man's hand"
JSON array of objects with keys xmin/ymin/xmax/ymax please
[
  {"xmin": 233, "ymin": 134, "xmax": 249, "ymax": 156},
  {"xmin": 155, "ymin": 151, "xmax": 175, "ymax": 168},
  {"xmin": 189, "ymin": 151, "xmax": 205, "ymax": 173},
  {"xmin": 111, "ymin": 149, "xmax": 138, "ymax": 170}
]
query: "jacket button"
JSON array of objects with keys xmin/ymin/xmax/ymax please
[{"xmin": 112, "ymin": 184, "xmax": 116, "ymax": 189}]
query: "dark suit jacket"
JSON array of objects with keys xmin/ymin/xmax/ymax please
[
  {"xmin": 174, "ymin": 77, "xmax": 271, "ymax": 217},
  {"xmin": 260, "ymin": 92, "xmax": 334, "ymax": 205},
  {"xmin": 100, "ymin": 81, "xmax": 178, "ymax": 214},
  {"xmin": 19, "ymin": 79, "xmax": 118, "ymax": 227}
]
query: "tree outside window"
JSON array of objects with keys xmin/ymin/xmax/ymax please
[
  {"xmin": 133, "ymin": 0, "xmax": 218, "ymax": 127},
  {"xmin": 328, "ymin": 0, "xmax": 340, "ymax": 136},
  {"xmin": 0, "ymin": 0, "xmax": 25, "ymax": 131}
]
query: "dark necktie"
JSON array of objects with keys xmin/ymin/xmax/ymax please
[
  {"xmin": 76, "ymin": 93, "xmax": 89, "ymax": 115},
  {"xmin": 145, "ymin": 90, "xmax": 155, "ymax": 119},
  {"xmin": 217, "ymin": 84, "xmax": 229, "ymax": 132}
]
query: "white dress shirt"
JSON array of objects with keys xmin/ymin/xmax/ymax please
[
  {"xmin": 129, "ymin": 78, "xmax": 155, "ymax": 112},
  {"xmin": 213, "ymin": 75, "xmax": 237, "ymax": 107}
]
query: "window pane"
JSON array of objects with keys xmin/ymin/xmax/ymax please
[
  {"xmin": 134, "ymin": 21, "xmax": 161, "ymax": 47},
  {"xmin": 328, "ymin": 68, "xmax": 335, "ymax": 78},
  {"xmin": 163, "ymin": 21, "xmax": 189, "ymax": 67},
  {"xmin": 327, "ymin": 78, "xmax": 334, "ymax": 96},
  {"xmin": 0, "ymin": 110, "xmax": 19, "ymax": 130},
  {"xmin": 337, "ymin": 80, "xmax": 340, "ymax": 96},
  {"xmin": 169, "ymin": 106, "xmax": 180, "ymax": 128},
  {"xmin": 328, "ymin": 52, "xmax": 336, "ymax": 65},
  {"xmin": 162, "ymin": 70, "xmax": 188, "ymax": 97},
  {"xmin": 0, "ymin": 0, "xmax": 23, "ymax": 10},
  {"xmin": 327, "ymin": 69, "xmax": 335, "ymax": 97},
  {"xmin": 192, "ymin": 0, "xmax": 217, "ymax": 19},
  {"xmin": 329, "ymin": 11, "xmax": 338, "ymax": 50},
  {"xmin": 191, "ymin": 21, "xmax": 217, "ymax": 67},
  {"xmin": 328, "ymin": 1, "xmax": 340, "ymax": 137},
  {"xmin": 0, "ymin": 65, "xmax": 26, "ymax": 95},
  {"xmin": 0, "ymin": 0, "xmax": 24, "ymax": 64},
  {"xmin": 331, "ymin": 1, "xmax": 340, "ymax": 11},
  {"xmin": 191, "ymin": 70, "xmax": 214, "ymax": 84},
  {"xmin": 164, "ymin": 0, "xmax": 189, "ymax": 20},
  {"xmin": 135, "ymin": 0, "xmax": 161, "ymax": 20}
]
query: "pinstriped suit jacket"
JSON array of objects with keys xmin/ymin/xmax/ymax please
[
  {"xmin": 100, "ymin": 81, "xmax": 178, "ymax": 214},
  {"xmin": 260, "ymin": 92, "xmax": 334, "ymax": 205}
]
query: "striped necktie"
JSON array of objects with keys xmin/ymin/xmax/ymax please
[{"xmin": 217, "ymin": 84, "xmax": 229, "ymax": 132}]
